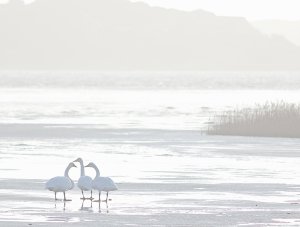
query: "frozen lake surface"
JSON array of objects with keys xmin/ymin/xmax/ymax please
[
  {"xmin": 1, "ymin": 72, "xmax": 300, "ymax": 226},
  {"xmin": 1, "ymin": 130, "xmax": 300, "ymax": 226}
]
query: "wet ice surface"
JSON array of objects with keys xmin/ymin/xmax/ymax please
[
  {"xmin": 1, "ymin": 85, "xmax": 300, "ymax": 226},
  {"xmin": 1, "ymin": 129, "xmax": 300, "ymax": 226}
]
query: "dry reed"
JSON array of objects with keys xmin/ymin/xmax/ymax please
[{"xmin": 207, "ymin": 101, "xmax": 300, "ymax": 138}]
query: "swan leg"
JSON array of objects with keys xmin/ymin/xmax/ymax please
[
  {"xmin": 102, "ymin": 192, "xmax": 109, "ymax": 202},
  {"xmin": 98, "ymin": 200, "xmax": 101, "ymax": 213},
  {"xmin": 103, "ymin": 192, "xmax": 112, "ymax": 202},
  {"xmin": 64, "ymin": 192, "xmax": 72, "ymax": 201},
  {"xmin": 80, "ymin": 190, "xmax": 86, "ymax": 200},
  {"xmin": 54, "ymin": 192, "xmax": 58, "ymax": 201},
  {"xmin": 93, "ymin": 192, "xmax": 101, "ymax": 202},
  {"xmin": 89, "ymin": 190, "xmax": 94, "ymax": 200}
]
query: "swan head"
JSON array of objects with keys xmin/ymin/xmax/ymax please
[
  {"xmin": 85, "ymin": 162, "xmax": 100, "ymax": 177},
  {"xmin": 85, "ymin": 162, "xmax": 96, "ymax": 168},
  {"xmin": 68, "ymin": 162, "xmax": 77, "ymax": 168},
  {"xmin": 73, "ymin": 157, "xmax": 83, "ymax": 163}
]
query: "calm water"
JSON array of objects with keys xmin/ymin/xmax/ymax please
[
  {"xmin": 1, "ymin": 89, "xmax": 300, "ymax": 130},
  {"xmin": 1, "ymin": 71, "xmax": 300, "ymax": 130}
]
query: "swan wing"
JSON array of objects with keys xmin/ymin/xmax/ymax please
[
  {"xmin": 46, "ymin": 176, "xmax": 73, "ymax": 192},
  {"xmin": 92, "ymin": 177, "xmax": 118, "ymax": 191},
  {"xmin": 78, "ymin": 176, "xmax": 93, "ymax": 191}
]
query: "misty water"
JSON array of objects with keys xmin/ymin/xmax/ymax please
[{"xmin": 1, "ymin": 72, "xmax": 300, "ymax": 226}]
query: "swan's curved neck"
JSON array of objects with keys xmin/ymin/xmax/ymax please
[
  {"xmin": 64, "ymin": 165, "xmax": 72, "ymax": 178},
  {"xmin": 92, "ymin": 164, "xmax": 100, "ymax": 179},
  {"xmin": 78, "ymin": 160, "xmax": 85, "ymax": 176}
]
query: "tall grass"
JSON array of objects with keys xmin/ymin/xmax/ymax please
[{"xmin": 207, "ymin": 101, "xmax": 300, "ymax": 138}]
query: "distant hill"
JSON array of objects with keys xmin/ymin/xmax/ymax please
[
  {"xmin": 253, "ymin": 20, "xmax": 300, "ymax": 46},
  {"xmin": 0, "ymin": 0, "xmax": 300, "ymax": 70}
]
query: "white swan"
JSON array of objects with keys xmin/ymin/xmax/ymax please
[
  {"xmin": 73, "ymin": 158, "xmax": 93, "ymax": 200},
  {"xmin": 45, "ymin": 162, "xmax": 76, "ymax": 201},
  {"xmin": 85, "ymin": 162, "xmax": 118, "ymax": 202}
]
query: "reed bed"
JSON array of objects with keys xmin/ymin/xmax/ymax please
[{"xmin": 207, "ymin": 101, "xmax": 300, "ymax": 138}]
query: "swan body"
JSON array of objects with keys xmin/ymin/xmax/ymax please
[
  {"xmin": 78, "ymin": 176, "xmax": 93, "ymax": 191},
  {"xmin": 93, "ymin": 177, "xmax": 117, "ymax": 192},
  {"xmin": 46, "ymin": 176, "xmax": 74, "ymax": 192},
  {"xmin": 74, "ymin": 158, "xmax": 93, "ymax": 200},
  {"xmin": 46, "ymin": 162, "xmax": 76, "ymax": 201},
  {"xmin": 85, "ymin": 162, "xmax": 117, "ymax": 202}
]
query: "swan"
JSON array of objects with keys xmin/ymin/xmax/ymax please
[
  {"xmin": 73, "ymin": 158, "xmax": 93, "ymax": 200},
  {"xmin": 45, "ymin": 162, "xmax": 76, "ymax": 201},
  {"xmin": 85, "ymin": 162, "xmax": 118, "ymax": 202}
]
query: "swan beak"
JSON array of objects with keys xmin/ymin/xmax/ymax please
[{"xmin": 73, "ymin": 157, "xmax": 81, "ymax": 162}]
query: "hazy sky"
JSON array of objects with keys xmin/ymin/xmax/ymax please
[
  {"xmin": 1, "ymin": 0, "xmax": 300, "ymax": 21},
  {"xmin": 133, "ymin": 0, "xmax": 300, "ymax": 21}
]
